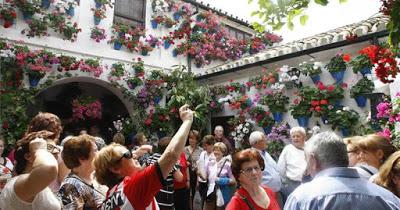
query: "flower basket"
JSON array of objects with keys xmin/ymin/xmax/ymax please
[
  {"xmin": 90, "ymin": 27, "xmax": 106, "ymax": 42},
  {"xmin": 1, "ymin": 7, "xmax": 17, "ymax": 28},
  {"xmin": 151, "ymin": 20, "xmax": 158, "ymax": 29},
  {"xmin": 248, "ymin": 106, "xmax": 274, "ymax": 130},
  {"xmin": 330, "ymin": 70, "xmax": 345, "ymax": 84},
  {"xmin": 272, "ymin": 112, "xmax": 283, "ymax": 123},
  {"xmin": 327, "ymin": 107, "xmax": 359, "ymax": 132},
  {"xmin": 310, "ymin": 75, "xmax": 320, "ymax": 84},
  {"xmin": 173, "ymin": 12, "xmax": 181, "ymax": 21},
  {"xmin": 66, "ymin": 6, "xmax": 75, "ymax": 16},
  {"xmin": 260, "ymin": 91, "xmax": 289, "ymax": 113},
  {"xmin": 94, "ymin": 16, "xmax": 101, "ymax": 25},
  {"xmin": 350, "ymin": 77, "xmax": 374, "ymax": 107},
  {"xmin": 28, "ymin": 76, "xmax": 40, "ymax": 87},
  {"xmin": 114, "ymin": 41, "xmax": 122, "ymax": 50},
  {"xmin": 72, "ymin": 96, "xmax": 102, "ymax": 122},
  {"xmin": 266, "ymin": 123, "xmax": 290, "ymax": 159},
  {"xmin": 299, "ymin": 61, "xmax": 323, "ymax": 83},
  {"xmin": 164, "ymin": 40, "xmax": 171, "ymax": 49},
  {"xmin": 349, "ymin": 54, "xmax": 373, "ymax": 76},
  {"xmin": 126, "ymin": 77, "xmax": 143, "ymax": 90}
]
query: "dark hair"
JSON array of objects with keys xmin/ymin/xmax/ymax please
[
  {"xmin": 231, "ymin": 149, "xmax": 265, "ymax": 183},
  {"xmin": 202, "ymin": 135, "xmax": 215, "ymax": 146},
  {"xmin": 26, "ymin": 112, "xmax": 62, "ymax": 143},
  {"xmin": 15, "ymin": 131, "xmax": 54, "ymax": 175},
  {"xmin": 62, "ymin": 134, "xmax": 95, "ymax": 169},
  {"xmin": 189, "ymin": 130, "xmax": 200, "ymax": 141},
  {"xmin": 158, "ymin": 137, "xmax": 172, "ymax": 153}
]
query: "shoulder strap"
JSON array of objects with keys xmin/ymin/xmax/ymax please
[
  {"xmin": 217, "ymin": 159, "xmax": 228, "ymax": 177},
  {"xmin": 358, "ymin": 165, "xmax": 374, "ymax": 176},
  {"xmin": 237, "ymin": 192, "xmax": 255, "ymax": 210}
]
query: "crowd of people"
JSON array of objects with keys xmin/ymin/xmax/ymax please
[{"xmin": 0, "ymin": 105, "xmax": 400, "ymax": 210}]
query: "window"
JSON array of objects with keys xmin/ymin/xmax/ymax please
[
  {"xmin": 224, "ymin": 25, "xmax": 252, "ymax": 40},
  {"xmin": 114, "ymin": 0, "xmax": 146, "ymax": 26}
]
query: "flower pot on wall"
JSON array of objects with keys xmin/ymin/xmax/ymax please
[
  {"xmin": 66, "ymin": 7, "xmax": 75, "ymax": 17},
  {"xmin": 272, "ymin": 112, "xmax": 283, "ymax": 123},
  {"xmin": 41, "ymin": 0, "xmax": 51, "ymax": 9},
  {"xmin": 341, "ymin": 128, "xmax": 350, "ymax": 137},
  {"xmin": 296, "ymin": 116, "xmax": 309, "ymax": 128},
  {"xmin": 153, "ymin": 96, "xmax": 162, "ymax": 104},
  {"xmin": 355, "ymin": 95, "xmax": 367, "ymax": 107},
  {"xmin": 310, "ymin": 75, "xmax": 320, "ymax": 84},
  {"xmin": 330, "ymin": 70, "xmax": 345, "ymax": 84},
  {"xmin": 95, "ymin": 1, "xmax": 102, "ymax": 8},
  {"xmin": 114, "ymin": 42, "xmax": 122, "ymax": 50},
  {"xmin": 28, "ymin": 76, "xmax": 40, "ymax": 87},
  {"xmin": 173, "ymin": 12, "xmax": 180, "ymax": 21},
  {"xmin": 141, "ymin": 51, "xmax": 149, "ymax": 56},
  {"xmin": 151, "ymin": 20, "xmax": 158, "ymax": 29},
  {"xmin": 263, "ymin": 126, "xmax": 272, "ymax": 134},
  {"xmin": 164, "ymin": 41, "xmax": 171, "ymax": 49},
  {"xmin": 94, "ymin": 16, "xmax": 101, "ymax": 25},
  {"xmin": 172, "ymin": 49, "xmax": 178, "ymax": 57},
  {"xmin": 22, "ymin": 13, "xmax": 33, "ymax": 22},
  {"xmin": 360, "ymin": 67, "xmax": 371, "ymax": 76}
]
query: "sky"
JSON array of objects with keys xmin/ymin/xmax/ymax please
[{"xmin": 201, "ymin": 0, "xmax": 382, "ymax": 43}]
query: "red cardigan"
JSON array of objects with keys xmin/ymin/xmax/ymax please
[{"xmin": 226, "ymin": 186, "xmax": 280, "ymax": 210}]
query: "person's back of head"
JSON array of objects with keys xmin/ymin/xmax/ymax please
[
  {"xmin": 249, "ymin": 131, "xmax": 264, "ymax": 146},
  {"xmin": 305, "ymin": 131, "xmax": 348, "ymax": 175},
  {"xmin": 374, "ymin": 151, "xmax": 400, "ymax": 197},
  {"xmin": 158, "ymin": 137, "xmax": 172, "ymax": 153},
  {"xmin": 112, "ymin": 133, "xmax": 125, "ymax": 145},
  {"xmin": 26, "ymin": 112, "xmax": 62, "ymax": 143}
]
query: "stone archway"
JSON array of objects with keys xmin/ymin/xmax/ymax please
[{"xmin": 32, "ymin": 77, "xmax": 133, "ymax": 142}]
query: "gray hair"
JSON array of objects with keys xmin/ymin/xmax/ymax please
[
  {"xmin": 249, "ymin": 131, "xmax": 264, "ymax": 146},
  {"xmin": 290, "ymin": 126, "xmax": 306, "ymax": 136},
  {"xmin": 304, "ymin": 131, "xmax": 349, "ymax": 168}
]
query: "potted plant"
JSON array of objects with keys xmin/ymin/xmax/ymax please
[
  {"xmin": 328, "ymin": 107, "xmax": 359, "ymax": 136},
  {"xmin": 21, "ymin": 17, "xmax": 49, "ymax": 38},
  {"xmin": 299, "ymin": 61, "xmax": 323, "ymax": 84},
  {"xmin": 139, "ymin": 43, "xmax": 153, "ymax": 56},
  {"xmin": 24, "ymin": 63, "xmax": 49, "ymax": 87},
  {"xmin": 162, "ymin": 35, "xmax": 174, "ymax": 49},
  {"xmin": 60, "ymin": 22, "xmax": 81, "ymax": 42},
  {"xmin": 349, "ymin": 54, "xmax": 374, "ymax": 76},
  {"xmin": 131, "ymin": 58, "xmax": 144, "ymax": 76},
  {"xmin": 290, "ymin": 99, "xmax": 312, "ymax": 127},
  {"xmin": 94, "ymin": 0, "xmax": 112, "ymax": 8},
  {"xmin": 229, "ymin": 95, "xmax": 253, "ymax": 113},
  {"xmin": 145, "ymin": 35, "xmax": 161, "ymax": 48},
  {"xmin": 109, "ymin": 63, "xmax": 125, "ymax": 79},
  {"xmin": 90, "ymin": 26, "xmax": 107, "ymax": 42},
  {"xmin": 80, "ymin": 58, "xmax": 103, "ymax": 77},
  {"xmin": 248, "ymin": 106, "xmax": 274, "ymax": 134},
  {"xmin": 266, "ymin": 123, "xmax": 290, "ymax": 160},
  {"xmin": 126, "ymin": 77, "xmax": 143, "ymax": 90},
  {"xmin": 58, "ymin": 55, "xmax": 78, "ymax": 71},
  {"xmin": 72, "ymin": 96, "xmax": 102, "ymax": 122},
  {"xmin": 108, "ymin": 35, "xmax": 125, "ymax": 50},
  {"xmin": 14, "ymin": 0, "xmax": 40, "ymax": 21},
  {"xmin": 151, "ymin": 15, "xmax": 164, "ymax": 29},
  {"xmin": 350, "ymin": 77, "xmax": 375, "ymax": 107},
  {"xmin": 326, "ymin": 53, "xmax": 351, "ymax": 83},
  {"xmin": 0, "ymin": 7, "xmax": 17, "ymax": 28},
  {"xmin": 260, "ymin": 91, "xmax": 289, "ymax": 122},
  {"xmin": 163, "ymin": 16, "xmax": 176, "ymax": 28},
  {"xmin": 92, "ymin": 8, "xmax": 106, "ymax": 25},
  {"xmin": 112, "ymin": 23, "xmax": 129, "ymax": 37}
]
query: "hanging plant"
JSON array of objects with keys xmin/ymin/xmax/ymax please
[
  {"xmin": 72, "ymin": 96, "xmax": 102, "ymax": 122},
  {"xmin": 21, "ymin": 18, "xmax": 49, "ymax": 38},
  {"xmin": 90, "ymin": 26, "xmax": 107, "ymax": 42},
  {"xmin": 0, "ymin": 7, "xmax": 17, "ymax": 28}
]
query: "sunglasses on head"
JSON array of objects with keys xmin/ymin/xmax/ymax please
[{"xmin": 117, "ymin": 150, "xmax": 133, "ymax": 162}]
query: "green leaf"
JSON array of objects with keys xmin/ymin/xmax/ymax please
[
  {"xmin": 314, "ymin": 0, "xmax": 329, "ymax": 6},
  {"xmin": 251, "ymin": 11, "xmax": 259, "ymax": 17},
  {"xmin": 287, "ymin": 20, "xmax": 294, "ymax": 30},
  {"xmin": 300, "ymin": 15, "xmax": 308, "ymax": 25},
  {"xmin": 339, "ymin": 0, "xmax": 347, "ymax": 3}
]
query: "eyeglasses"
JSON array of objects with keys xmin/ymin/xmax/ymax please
[
  {"xmin": 240, "ymin": 166, "xmax": 262, "ymax": 174},
  {"xmin": 47, "ymin": 143, "xmax": 60, "ymax": 154},
  {"xmin": 117, "ymin": 150, "xmax": 133, "ymax": 162}
]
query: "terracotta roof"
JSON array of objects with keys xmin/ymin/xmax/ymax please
[{"xmin": 196, "ymin": 14, "xmax": 390, "ymax": 79}]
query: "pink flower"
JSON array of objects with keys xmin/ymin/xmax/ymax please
[{"xmin": 378, "ymin": 128, "xmax": 391, "ymax": 139}]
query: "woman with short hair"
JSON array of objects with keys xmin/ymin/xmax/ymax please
[
  {"xmin": 58, "ymin": 134, "xmax": 104, "ymax": 209},
  {"xmin": 227, "ymin": 149, "xmax": 280, "ymax": 210},
  {"xmin": 93, "ymin": 105, "xmax": 193, "ymax": 210},
  {"xmin": 0, "ymin": 131, "xmax": 61, "ymax": 210}
]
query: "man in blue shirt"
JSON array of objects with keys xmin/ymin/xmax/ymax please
[
  {"xmin": 249, "ymin": 131, "xmax": 282, "ymax": 192},
  {"xmin": 284, "ymin": 131, "xmax": 400, "ymax": 210}
]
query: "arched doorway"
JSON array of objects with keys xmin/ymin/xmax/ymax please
[{"xmin": 32, "ymin": 77, "xmax": 131, "ymax": 143}]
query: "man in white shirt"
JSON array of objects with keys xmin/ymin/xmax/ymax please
[{"xmin": 249, "ymin": 131, "xmax": 282, "ymax": 192}]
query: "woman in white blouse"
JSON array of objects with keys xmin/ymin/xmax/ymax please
[{"xmin": 277, "ymin": 126, "xmax": 307, "ymax": 202}]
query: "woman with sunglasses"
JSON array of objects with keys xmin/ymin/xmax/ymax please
[
  {"xmin": 93, "ymin": 105, "xmax": 193, "ymax": 210},
  {"xmin": 227, "ymin": 149, "xmax": 280, "ymax": 210},
  {"xmin": 0, "ymin": 131, "xmax": 61, "ymax": 210}
]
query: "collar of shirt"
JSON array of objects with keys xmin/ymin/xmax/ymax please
[{"xmin": 315, "ymin": 167, "xmax": 360, "ymax": 179}]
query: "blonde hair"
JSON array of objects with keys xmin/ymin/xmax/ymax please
[
  {"xmin": 214, "ymin": 142, "xmax": 228, "ymax": 156},
  {"xmin": 343, "ymin": 136, "xmax": 362, "ymax": 152},
  {"xmin": 357, "ymin": 134, "xmax": 396, "ymax": 163},
  {"xmin": 93, "ymin": 143, "xmax": 124, "ymax": 188},
  {"xmin": 290, "ymin": 126, "xmax": 306, "ymax": 136},
  {"xmin": 112, "ymin": 132, "xmax": 125, "ymax": 145},
  {"xmin": 374, "ymin": 151, "xmax": 400, "ymax": 197}
]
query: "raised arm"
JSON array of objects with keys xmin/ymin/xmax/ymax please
[
  {"xmin": 158, "ymin": 105, "xmax": 193, "ymax": 179},
  {"xmin": 15, "ymin": 138, "xmax": 58, "ymax": 202}
]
